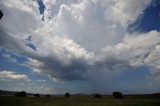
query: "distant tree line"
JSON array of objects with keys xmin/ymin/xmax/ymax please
[{"xmin": 14, "ymin": 91, "xmax": 124, "ymax": 99}]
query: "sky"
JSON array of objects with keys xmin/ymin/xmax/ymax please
[{"xmin": 0, "ymin": 0, "xmax": 160, "ymax": 94}]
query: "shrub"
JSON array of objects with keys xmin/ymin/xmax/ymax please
[
  {"xmin": 94, "ymin": 94, "xmax": 102, "ymax": 98},
  {"xmin": 64, "ymin": 92, "xmax": 70, "ymax": 97},
  {"xmin": 112, "ymin": 92, "xmax": 124, "ymax": 99}
]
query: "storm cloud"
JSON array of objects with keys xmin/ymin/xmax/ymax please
[{"xmin": 0, "ymin": 0, "xmax": 160, "ymax": 83}]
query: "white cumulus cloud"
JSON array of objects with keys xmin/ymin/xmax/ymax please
[
  {"xmin": 0, "ymin": 71, "xmax": 29, "ymax": 81},
  {"xmin": 0, "ymin": 0, "xmax": 160, "ymax": 83}
]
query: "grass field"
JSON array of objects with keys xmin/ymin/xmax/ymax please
[{"xmin": 0, "ymin": 95, "xmax": 160, "ymax": 106}]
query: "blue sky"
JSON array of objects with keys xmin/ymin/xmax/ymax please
[
  {"xmin": 0, "ymin": 0, "xmax": 160, "ymax": 94},
  {"xmin": 129, "ymin": 0, "xmax": 160, "ymax": 32}
]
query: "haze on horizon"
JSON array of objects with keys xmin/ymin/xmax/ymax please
[{"xmin": 0, "ymin": 0, "xmax": 160, "ymax": 94}]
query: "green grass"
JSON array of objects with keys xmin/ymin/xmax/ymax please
[{"xmin": 0, "ymin": 96, "xmax": 160, "ymax": 106}]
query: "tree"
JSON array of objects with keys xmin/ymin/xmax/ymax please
[
  {"xmin": 94, "ymin": 94, "xmax": 102, "ymax": 98},
  {"xmin": 21, "ymin": 91, "xmax": 27, "ymax": 97},
  {"xmin": 64, "ymin": 92, "xmax": 70, "ymax": 97},
  {"xmin": 112, "ymin": 92, "xmax": 124, "ymax": 99},
  {"xmin": 46, "ymin": 94, "xmax": 50, "ymax": 98},
  {"xmin": 34, "ymin": 93, "xmax": 40, "ymax": 97},
  {"xmin": 0, "ymin": 10, "xmax": 3, "ymax": 20},
  {"xmin": 15, "ymin": 91, "xmax": 27, "ymax": 97}
]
